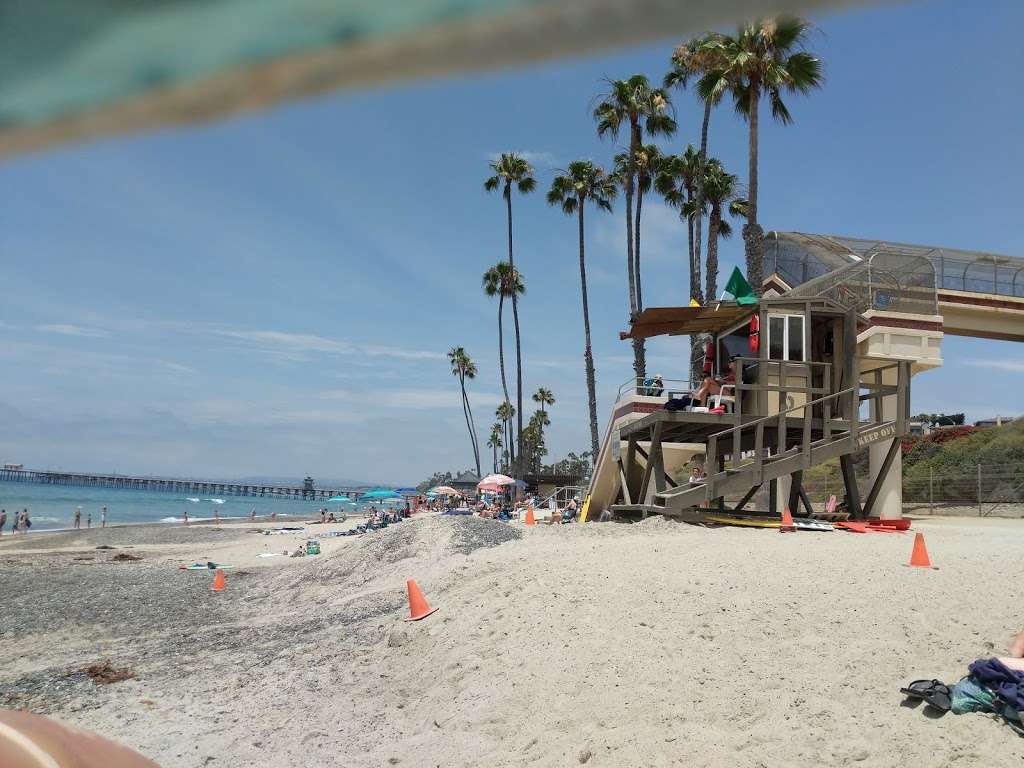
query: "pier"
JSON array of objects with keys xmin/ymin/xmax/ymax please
[{"xmin": 0, "ymin": 468, "xmax": 364, "ymax": 501}]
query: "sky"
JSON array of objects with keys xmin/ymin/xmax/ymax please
[{"xmin": 1, "ymin": 0, "xmax": 1023, "ymax": 485}]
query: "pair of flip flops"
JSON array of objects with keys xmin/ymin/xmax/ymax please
[{"xmin": 900, "ymin": 679, "xmax": 952, "ymax": 712}]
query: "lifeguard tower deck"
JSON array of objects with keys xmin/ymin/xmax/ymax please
[
  {"xmin": 585, "ymin": 230, "xmax": 1024, "ymax": 523},
  {"xmin": 608, "ymin": 297, "xmax": 911, "ymax": 522}
]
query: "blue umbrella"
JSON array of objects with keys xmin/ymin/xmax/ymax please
[{"xmin": 357, "ymin": 488, "xmax": 402, "ymax": 503}]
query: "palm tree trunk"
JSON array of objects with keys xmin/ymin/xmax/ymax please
[
  {"xmin": 578, "ymin": 203, "xmax": 600, "ymax": 462},
  {"xmin": 743, "ymin": 84, "xmax": 764, "ymax": 293},
  {"xmin": 464, "ymin": 388, "xmax": 481, "ymax": 477},
  {"xmin": 627, "ymin": 120, "xmax": 646, "ymax": 384},
  {"xmin": 458, "ymin": 377, "xmax": 476, "ymax": 475},
  {"xmin": 506, "ymin": 189, "xmax": 524, "ymax": 473},
  {"xmin": 497, "ymin": 293, "xmax": 514, "ymax": 466},
  {"xmin": 692, "ymin": 100, "xmax": 712, "ymax": 305},
  {"xmin": 707, "ymin": 206, "xmax": 722, "ymax": 304},
  {"xmin": 634, "ymin": 179, "xmax": 643, "ymax": 312}
]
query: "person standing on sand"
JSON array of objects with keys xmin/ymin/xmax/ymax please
[
  {"xmin": 214, "ymin": 506, "xmax": 220, "ymax": 525},
  {"xmin": 182, "ymin": 508, "xmax": 189, "ymax": 526},
  {"xmin": 74, "ymin": 506, "xmax": 81, "ymax": 529},
  {"xmin": 87, "ymin": 512, "xmax": 92, "ymax": 528},
  {"xmin": 250, "ymin": 507, "xmax": 256, "ymax": 521},
  {"xmin": 20, "ymin": 509, "xmax": 30, "ymax": 531},
  {"xmin": 0, "ymin": 509, "xmax": 6, "ymax": 535},
  {"xmin": 101, "ymin": 506, "xmax": 107, "ymax": 528}
]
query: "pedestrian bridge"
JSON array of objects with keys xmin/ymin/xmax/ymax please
[{"xmin": 765, "ymin": 232, "xmax": 1024, "ymax": 342}]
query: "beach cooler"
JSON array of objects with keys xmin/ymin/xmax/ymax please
[{"xmin": 305, "ymin": 540, "xmax": 321, "ymax": 555}]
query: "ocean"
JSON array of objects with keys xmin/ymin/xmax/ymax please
[{"xmin": 0, "ymin": 480, "xmax": 351, "ymax": 531}]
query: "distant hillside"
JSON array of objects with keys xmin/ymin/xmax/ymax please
[{"xmin": 802, "ymin": 419, "xmax": 1024, "ymax": 503}]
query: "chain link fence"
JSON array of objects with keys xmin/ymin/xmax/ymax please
[{"xmin": 802, "ymin": 465, "xmax": 1024, "ymax": 518}]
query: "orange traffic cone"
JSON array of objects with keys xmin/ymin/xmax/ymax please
[
  {"xmin": 779, "ymin": 507, "xmax": 796, "ymax": 533},
  {"xmin": 907, "ymin": 532, "xmax": 936, "ymax": 568},
  {"xmin": 405, "ymin": 579, "xmax": 438, "ymax": 621},
  {"xmin": 211, "ymin": 568, "xmax": 225, "ymax": 592},
  {"xmin": 524, "ymin": 505, "xmax": 536, "ymax": 526}
]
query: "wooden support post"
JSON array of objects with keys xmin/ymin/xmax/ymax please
[
  {"xmin": 788, "ymin": 470, "xmax": 803, "ymax": 514},
  {"xmin": 798, "ymin": 485, "xmax": 815, "ymax": 517},
  {"xmin": 636, "ymin": 423, "xmax": 662, "ymax": 504},
  {"xmin": 733, "ymin": 483, "xmax": 762, "ymax": 514},
  {"xmin": 617, "ymin": 459, "xmax": 633, "ymax": 506},
  {"xmin": 769, "ymin": 476, "xmax": 778, "ymax": 516},
  {"xmin": 840, "ymin": 453, "xmax": 863, "ymax": 520}
]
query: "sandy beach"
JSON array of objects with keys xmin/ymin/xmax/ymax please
[{"xmin": 3, "ymin": 514, "xmax": 1024, "ymax": 767}]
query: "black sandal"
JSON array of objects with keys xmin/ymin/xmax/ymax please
[{"xmin": 900, "ymin": 679, "xmax": 952, "ymax": 712}]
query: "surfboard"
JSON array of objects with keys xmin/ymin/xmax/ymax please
[{"xmin": 578, "ymin": 495, "xmax": 591, "ymax": 524}]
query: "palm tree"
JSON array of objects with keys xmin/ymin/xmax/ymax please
[
  {"xmin": 483, "ymin": 261, "xmax": 525, "ymax": 467},
  {"xmin": 594, "ymin": 75, "xmax": 676, "ymax": 382},
  {"xmin": 654, "ymin": 145, "xmax": 703, "ymax": 303},
  {"xmin": 701, "ymin": 159, "xmax": 748, "ymax": 301},
  {"xmin": 547, "ymin": 160, "xmax": 616, "ymax": 461},
  {"xmin": 484, "ymin": 153, "xmax": 536, "ymax": 464},
  {"xmin": 495, "ymin": 401, "xmax": 516, "ymax": 470},
  {"xmin": 665, "ymin": 33, "xmax": 729, "ymax": 306},
  {"xmin": 487, "ymin": 424, "xmax": 503, "ymax": 474},
  {"xmin": 702, "ymin": 17, "xmax": 823, "ymax": 290},
  {"xmin": 448, "ymin": 346, "xmax": 482, "ymax": 477},
  {"xmin": 531, "ymin": 387, "xmax": 555, "ymax": 444}
]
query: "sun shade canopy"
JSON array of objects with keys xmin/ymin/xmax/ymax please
[
  {"xmin": 0, "ymin": 0, "xmax": 850, "ymax": 160},
  {"xmin": 621, "ymin": 304, "xmax": 757, "ymax": 341}
]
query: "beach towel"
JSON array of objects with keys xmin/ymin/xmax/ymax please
[{"xmin": 968, "ymin": 658, "xmax": 1024, "ymax": 712}]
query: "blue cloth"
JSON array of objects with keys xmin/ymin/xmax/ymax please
[{"xmin": 968, "ymin": 658, "xmax": 1024, "ymax": 712}]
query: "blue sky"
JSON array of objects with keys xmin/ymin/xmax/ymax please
[{"xmin": 1, "ymin": 0, "xmax": 1022, "ymax": 484}]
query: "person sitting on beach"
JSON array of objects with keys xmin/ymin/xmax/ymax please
[
  {"xmin": 693, "ymin": 357, "xmax": 737, "ymax": 406},
  {"xmin": 326, "ymin": 512, "xmax": 337, "ymax": 523}
]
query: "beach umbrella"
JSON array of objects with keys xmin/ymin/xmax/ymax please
[
  {"xmin": 0, "ymin": 1, "xmax": 844, "ymax": 160},
  {"xmin": 430, "ymin": 485, "xmax": 460, "ymax": 495},
  {"xmin": 477, "ymin": 474, "xmax": 515, "ymax": 488},
  {"xmin": 357, "ymin": 488, "xmax": 402, "ymax": 503}
]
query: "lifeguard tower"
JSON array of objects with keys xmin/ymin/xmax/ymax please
[{"xmin": 587, "ymin": 231, "xmax": 965, "ymax": 523}]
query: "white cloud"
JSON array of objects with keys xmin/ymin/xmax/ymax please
[
  {"xmin": 158, "ymin": 361, "xmax": 198, "ymax": 375},
  {"xmin": 964, "ymin": 359, "xmax": 1024, "ymax": 373},
  {"xmin": 321, "ymin": 388, "xmax": 504, "ymax": 410},
  {"xmin": 487, "ymin": 150, "xmax": 559, "ymax": 169},
  {"xmin": 35, "ymin": 323, "xmax": 109, "ymax": 338},
  {"xmin": 212, "ymin": 329, "xmax": 443, "ymax": 362}
]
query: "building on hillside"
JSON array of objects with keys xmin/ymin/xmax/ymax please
[
  {"xmin": 975, "ymin": 416, "xmax": 1016, "ymax": 429},
  {"xmin": 451, "ymin": 470, "xmax": 480, "ymax": 496}
]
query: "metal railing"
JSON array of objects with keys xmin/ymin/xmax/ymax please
[
  {"xmin": 767, "ymin": 231, "xmax": 1024, "ymax": 302},
  {"xmin": 615, "ymin": 376, "xmax": 696, "ymax": 400},
  {"xmin": 702, "ymin": 360, "xmax": 910, "ymax": 492}
]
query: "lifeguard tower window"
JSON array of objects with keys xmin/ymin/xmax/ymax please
[{"xmin": 767, "ymin": 314, "xmax": 806, "ymax": 361}]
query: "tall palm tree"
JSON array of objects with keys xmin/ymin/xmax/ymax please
[
  {"xmin": 665, "ymin": 33, "xmax": 729, "ymax": 305},
  {"xmin": 594, "ymin": 75, "xmax": 676, "ymax": 382},
  {"xmin": 448, "ymin": 346, "xmax": 481, "ymax": 477},
  {"xmin": 482, "ymin": 261, "xmax": 525, "ymax": 467},
  {"xmin": 547, "ymin": 160, "xmax": 616, "ymax": 461},
  {"xmin": 487, "ymin": 424, "xmax": 503, "ymax": 474},
  {"xmin": 531, "ymin": 387, "xmax": 555, "ymax": 443},
  {"xmin": 495, "ymin": 401, "xmax": 516, "ymax": 470},
  {"xmin": 654, "ymin": 145, "xmax": 703, "ymax": 303},
  {"xmin": 701, "ymin": 159, "xmax": 748, "ymax": 301},
  {"xmin": 702, "ymin": 17, "xmax": 823, "ymax": 290},
  {"xmin": 484, "ymin": 153, "xmax": 536, "ymax": 464}
]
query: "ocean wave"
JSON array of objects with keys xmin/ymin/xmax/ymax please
[
  {"xmin": 186, "ymin": 498, "xmax": 200, "ymax": 503},
  {"xmin": 205, "ymin": 498, "xmax": 226, "ymax": 504}
]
